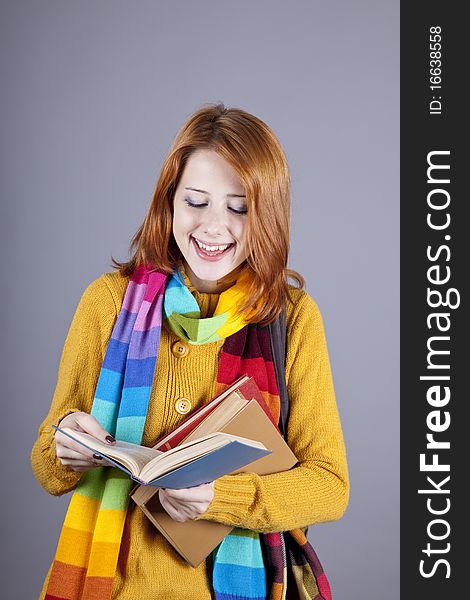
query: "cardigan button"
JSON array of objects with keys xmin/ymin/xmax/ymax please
[
  {"xmin": 171, "ymin": 340, "xmax": 189, "ymax": 357},
  {"xmin": 175, "ymin": 398, "xmax": 192, "ymax": 415}
]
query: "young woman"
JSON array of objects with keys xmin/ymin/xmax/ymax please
[{"xmin": 31, "ymin": 103, "xmax": 349, "ymax": 600}]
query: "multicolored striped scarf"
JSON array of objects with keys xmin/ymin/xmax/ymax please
[{"xmin": 44, "ymin": 263, "xmax": 331, "ymax": 600}]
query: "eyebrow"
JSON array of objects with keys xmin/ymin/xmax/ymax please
[{"xmin": 185, "ymin": 186, "xmax": 246, "ymax": 198}]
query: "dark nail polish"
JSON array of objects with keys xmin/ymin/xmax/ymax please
[
  {"xmin": 93, "ymin": 453, "xmax": 103, "ymax": 460},
  {"xmin": 106, "ymin": 435, "xmax": 116, "ymax": 444}
]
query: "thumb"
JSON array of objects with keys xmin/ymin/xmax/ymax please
[{"xmin": 75, "ymin": 413, "xmax": 116, "ymax": 445}]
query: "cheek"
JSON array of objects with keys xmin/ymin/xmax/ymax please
[
  {"xmin": 173, "ymin": 207, "xmax": 196, "ymax": 239},
  {"xmin": 234, "ymin": 220, "xmax": 247, "ymax": 250}
]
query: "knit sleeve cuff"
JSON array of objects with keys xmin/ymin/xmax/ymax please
[
  {"xmin": 196, "ymin": 473, "xmax": 257, "ymax": 526},
  {"xmin": 31, "ymin": 409, "xmax": 84, "ymax": 495}
]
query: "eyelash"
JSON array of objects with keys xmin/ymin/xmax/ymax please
[{"xmin": 184, "ymin": 197, "xmax": 247, "ymax": 215}]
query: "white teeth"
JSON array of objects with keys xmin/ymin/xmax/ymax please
[{"xmin": 193, "ymin": 237, "xmax": 231, "ymax": 252}]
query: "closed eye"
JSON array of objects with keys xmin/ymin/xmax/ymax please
[
  {"xmin": 229, "ymin": 207, "xmax": 247, "ymax": 215},
  {"xmin": 184, "ymin": 197, "xmax": 207, "ymax": 209},
  {"xmin": 184, "ymin": 197, "xmax": 247, "ymax": 215}
]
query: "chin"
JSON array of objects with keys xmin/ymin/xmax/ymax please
[{"xmin": 191, "ymin": 261, "xmax": 233, "ymax": 281}]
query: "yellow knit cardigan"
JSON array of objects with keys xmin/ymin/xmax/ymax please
[{"xmin": 31, "ymin": 269, "xmax": 349, "ymax": 600}]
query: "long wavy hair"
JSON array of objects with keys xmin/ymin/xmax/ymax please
[{"xmin": 112, "ymin": 103, "xmax": 304, "ymax": 326}]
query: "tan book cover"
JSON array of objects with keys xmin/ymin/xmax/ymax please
[{"xmin": 131, "ymin": 399, "xmax": 297, "ymax": 566}]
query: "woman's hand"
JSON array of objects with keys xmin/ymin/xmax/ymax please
[
  {"xmin": 54, "ymin": 411, "xmax": 116, "ymax": 472},
  {"xmin": 158, "ymin": 482, "xmax": 215, "ymax": 522}
]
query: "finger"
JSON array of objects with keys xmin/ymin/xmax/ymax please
[
  {"xmin": 59, "ymin": 453, "xmax": 107, "ymax": 468},
  {"xmin": 56, "ymin": 446, "xmax": 91, "ymax": 460},
  {"xmin": 159, "ymin": 490, "xmax": 197, "ymax": 521},
  {"xmin": 58, "ymin": 456, "xmax": 97, "ymax": 468},
  {"xmin": 55, "ymin": 432, "xmax": 113, "ymax": 467},
  {"xmin": 158, "ymin": 490, "xmax": 183, "ymax": 521},
  {"xmin": 55, "ymin": 438, "xmax": 97, "ymax": 461},
  {"xmin": 160, "ymin": 496, "xmax": 209, "ymax": 512},
  {"xmin": 56, "ymin": 446, "xmax": 107, "ymax": 467},
  {"xmin": 75, "ymin": 413, "xmax": 116, "ymax": 445},
  {"xmin": 163, "ymin": 483, "xmax": 214, "ymax": 502},
  {"xmin": 158, "ymin": 490, "xmax": 202, "ymax": 521},
  {"xmin": 162, "ymin": 486, "xmax": 205, "ymax": 500}
]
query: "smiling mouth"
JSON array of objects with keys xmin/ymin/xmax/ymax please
[{"xmin": 191, "ymin": 236, "xmax": 234, "ymax": 255}]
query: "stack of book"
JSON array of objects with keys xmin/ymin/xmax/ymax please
[{"xmin": 130, "ymin": 375, "xmax": 298, "ymax": 566}]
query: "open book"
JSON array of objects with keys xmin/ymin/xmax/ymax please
[{"xmin": 52, "ymin": 425, "xmax": 271, "ymax": 488}]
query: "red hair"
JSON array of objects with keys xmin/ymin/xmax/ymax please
[{"xmin": 112, "ymin": 103, "xmax": 304, "ymax": 325}]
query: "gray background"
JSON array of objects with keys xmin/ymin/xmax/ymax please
[{"xmin": 1, "ymin": 1, "xmax": 399, "ymax": 598}]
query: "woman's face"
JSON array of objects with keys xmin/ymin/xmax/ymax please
[{"xmin": 172, "ymin": 149, "xmax": 249, "ymax": 293}]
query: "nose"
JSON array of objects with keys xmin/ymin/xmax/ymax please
[{"xmin": 202, "ymin": 206, "xmax": 225, "ymax": 238}]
